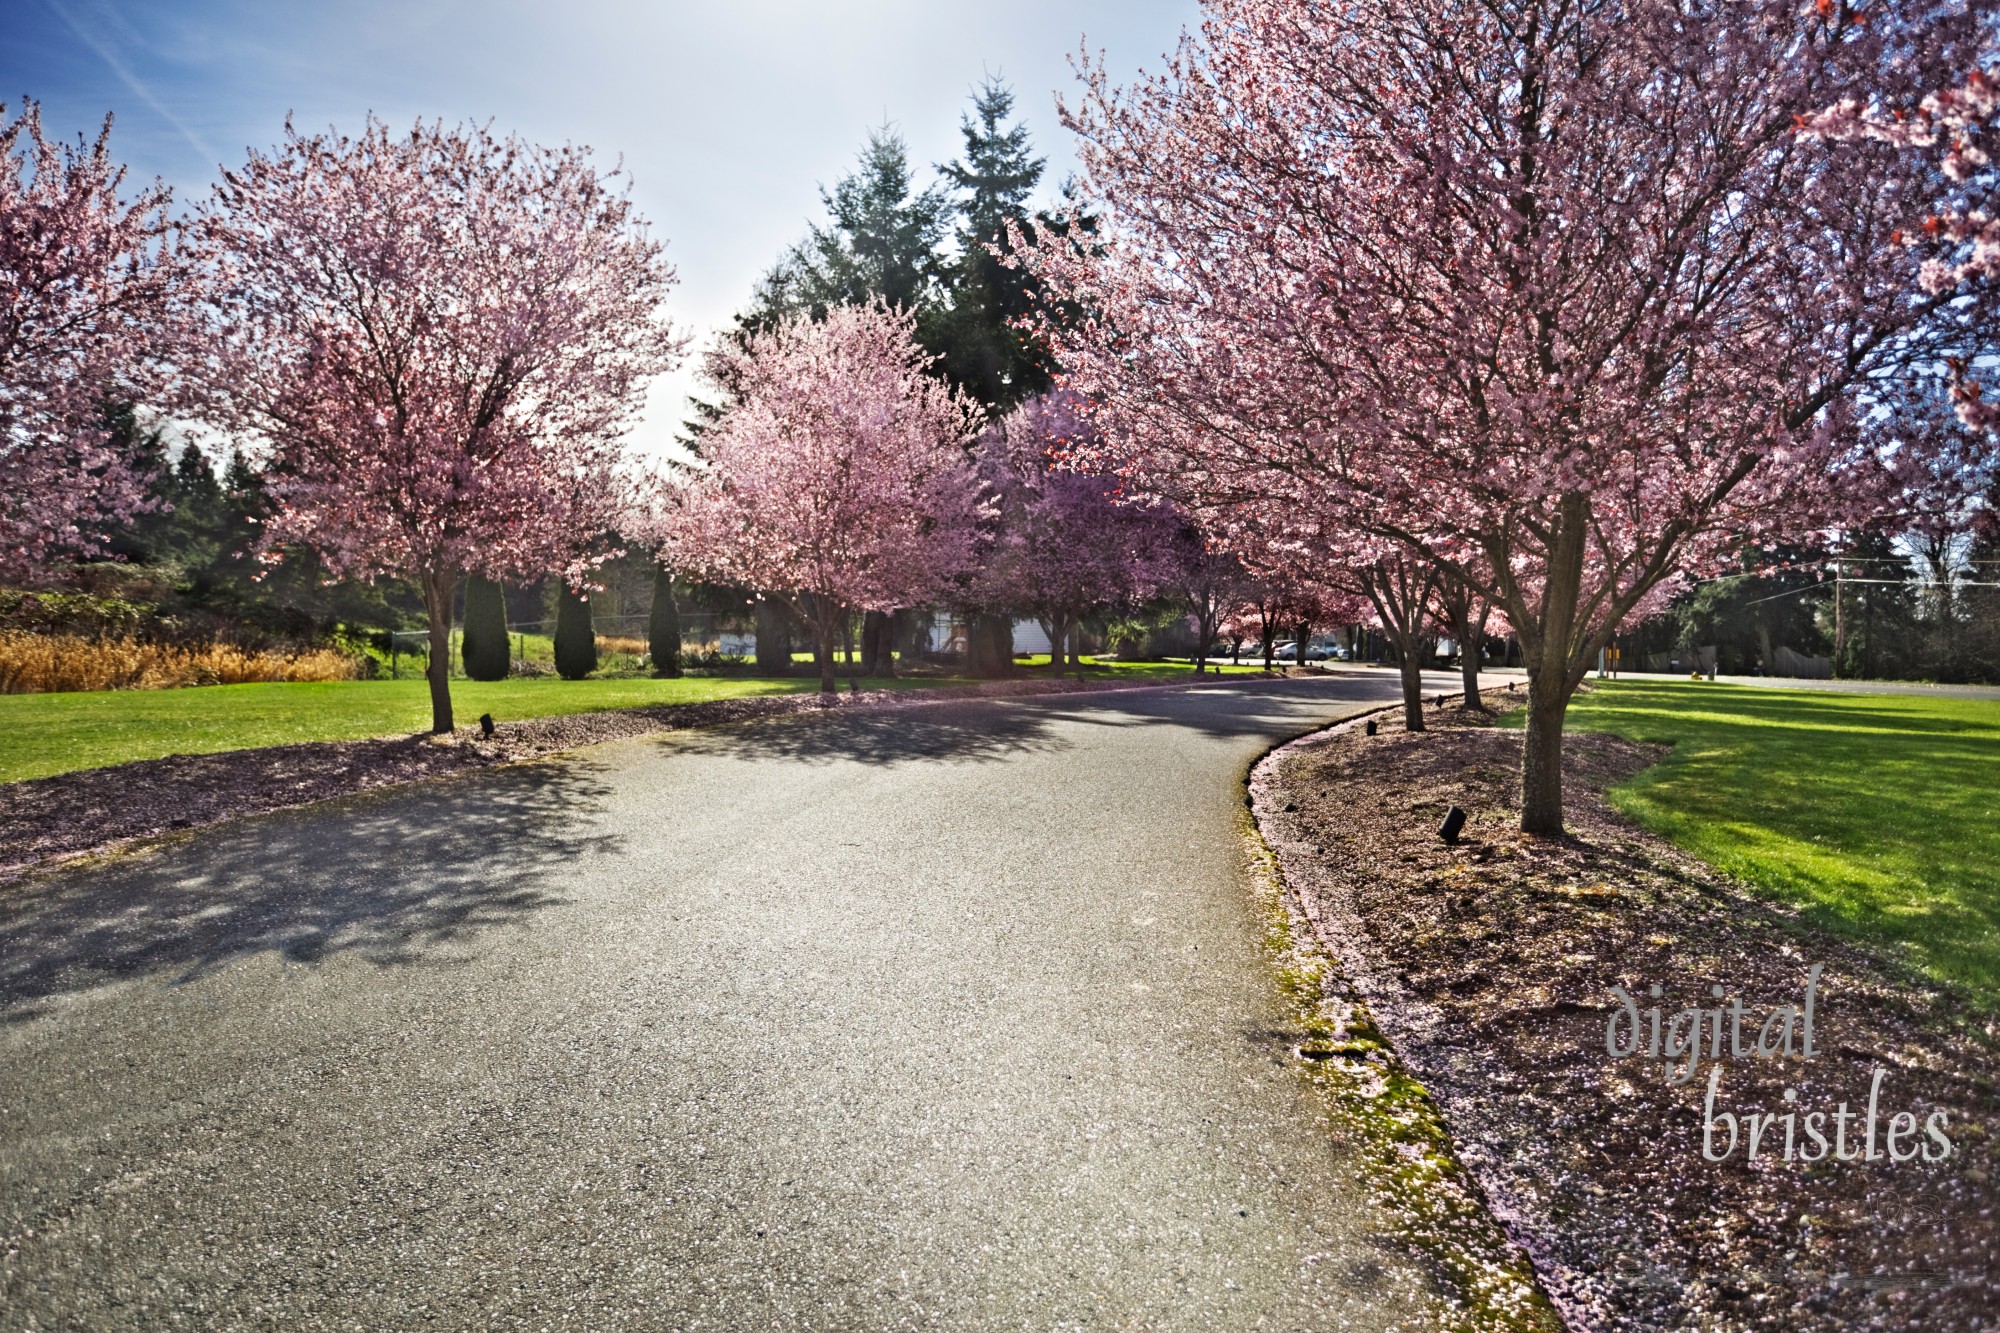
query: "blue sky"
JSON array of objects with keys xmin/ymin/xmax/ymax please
[{"xmin": 3, "ymin": 0, "xmax": 1202, "ymax": 456}]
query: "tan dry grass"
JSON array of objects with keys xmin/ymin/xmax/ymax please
[
  {"xmin": 594, "ymin": 634, "xmax": 650, "ymax": 655},
  {"xmin": 0, "ymin": 632, "xmax": 361, "ymax": 694}
]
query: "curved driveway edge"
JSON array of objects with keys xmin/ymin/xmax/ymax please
[
  {"xmin": 0, "ymin": 670, "xmax": 1306, "ymax": 886},
  {"xmin": 7, "ymin": 673, "xmax": 1483, "ymax": 1329}
]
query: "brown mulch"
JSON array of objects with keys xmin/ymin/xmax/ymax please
[
  {"xmin": 1252, "ymin": 689, "xmax": 2000, "ymax": 1333},
  {"xmin": 0, "ymin": 673, "xmax": 1231, "ymax": 885}
]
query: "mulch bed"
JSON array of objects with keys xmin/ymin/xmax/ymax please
[
  {"xmin": 1252, "ymin": 689, "xmax": 2000, "ymax": 1333},
  {"xmin": 0, "ymin": 673, "xmax": 1233, "ymax": 885}
]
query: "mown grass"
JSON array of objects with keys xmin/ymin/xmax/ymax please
[
  {"xmin": 0, "ymin": 655, "xmax": 1261, "ymax": 783},
  {"xmin": 0, "ymin": 676, "xmax": 822, "ymax": 783},
  {"xmin": 1556, "ymin": 680, "xmax": 2000, "ymax": 1005}
]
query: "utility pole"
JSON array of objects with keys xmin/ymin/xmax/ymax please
[{"xmin": 1833, "ymin": 548, "xmax": 1846, "ymax": 680}]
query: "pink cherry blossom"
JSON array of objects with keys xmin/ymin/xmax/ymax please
[
  {"xmin": 974, "ymin": 391, "xmax": 1185, "ymax": 673},
  {"xmin": 1022, "ymin": 0, "xmax": 1978, "ymax": 831},
  {"xmin": 666, "ymin": 303, "xmax": 986, "ymax": 693},
  {"xmin": 0, "ymin": 101, "xmax": 189, "ymax": 582},
  {"xmin": 192, "ymin": 116, "xmax": 683, "ymax": 731}
]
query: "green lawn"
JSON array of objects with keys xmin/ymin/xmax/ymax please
[
  {"xmin": 1555, "ymin": 681, "xmax": 2000, "ymax": 1004},
  {"xmin": 0, "ymin": 655, "xmax": 1257, "ymax": 784},
  {"xmin": 0, "ymin": 676, "xmax": 823, "ymax": 783}
]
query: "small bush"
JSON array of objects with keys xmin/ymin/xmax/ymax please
[
  {"xmin": 461, "ymin": 576, "xmax": 510, "ymax": 681},
  {"xmin": 554, "ymin": 589, "xmax": 598, "ymax": 680},
  {"xmin": 649, "ymin": 571, "xmax": 682, "ymax": 678},
  {"xmin": 0, "ymin": 632, "xmax": 362, "ymax": 693}
]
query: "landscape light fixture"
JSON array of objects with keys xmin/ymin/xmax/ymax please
[
  {"xmin": 1438, "ymin": 805, "xmax": 1468, "ymax": 845},
  {"xmin": 1364, "ymin": 719, "xmax": 1378, "ymax": 736},
  {"xmin": 480, "ymin": 713, "xmax": 495, "ymax": 737}
]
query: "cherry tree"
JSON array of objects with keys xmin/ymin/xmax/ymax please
[
  {"xmin": 1027, "ymin": 0, "xmax": 1981, "ymax": 832},
  {"xmin": 669, "ymin": 303, "xmax": 985, "ymax": 693},
  {"xmin": 194, "ymin": 117, "xmax": 682, "ymax": 732},
  {"xmin": 976, "ymin": 391, "xmax": 1182, "ymax": 674},
  {"xmin": 1, "ymin": 101, "xmax": 189, "ymax": 581},
  {"xmin": 1809, "ymin": 68, "xmax": 2000, "ymax": 432}
]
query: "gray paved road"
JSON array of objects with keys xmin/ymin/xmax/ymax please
[{"xmin": 1, "ymin": 674, "xmax": 1465, "ymax": 1331}]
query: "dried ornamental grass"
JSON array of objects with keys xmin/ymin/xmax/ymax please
[{"xmin": 0, "ymin": 632, "xmax": 361, "ymax": 694}]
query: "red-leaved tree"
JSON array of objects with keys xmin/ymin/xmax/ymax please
[
  {"xmin": 976, "ymin": 391, "xmax": 1183, "ymax": 674},
  {"xmin": 668, "ymin": 303, "xmax": 985, "ymax": 693},
  {"xmin": 194, "ymin": 117, "xmax": 683, "ymax": 732},
  {"xmin": 1028, "ymin": 0, "xmax": 1984, "ymax": 831},
  {"xmin": 1, "ymin": 101, "xmax": 189, "ymax": 582}
]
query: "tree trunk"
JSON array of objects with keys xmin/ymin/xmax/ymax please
[
  {"xmin": 967, "ymin": 613, "xmax": 1013, "ymax": 678},
  {"xmin": 1519, "ymin": 491, "xmax": 1590, "ymax": 835},
  {"xmin": 1397, "ymin": 645, "xmax": 1425, "ymax": 732},
  {"xmin": 1460, "ymin": 638, "xmax": 1481, "ymax": 704},
  {"xmin": 1521, "ymin": 674, "xmax": 1571, "ymax": 834},
  {"xmin": 814, "ymin": 601, "xmax": 838, "ymax": 694},
  {"xmin": 876, "ymin": 611, "xmax": 896, "ymax": 678},
  {"xmin": 421, "ymin": 569, "xmax": 457, "ymax": 734}
]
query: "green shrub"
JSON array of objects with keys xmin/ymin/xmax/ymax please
[
  {"xmin": 461, "ymin": 575, "xmax": 510, "ymax": 681},
  {"xmin": 649, "ymin": 570, "xmax": 682, "ymax": 678},
  {"xmin": 554, "ymin": 587, "xmax": 598, "ymax": 680}
]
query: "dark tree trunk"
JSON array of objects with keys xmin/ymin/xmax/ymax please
[
  {"xmin": 1359, "ymin": 559, "xmax": 1440, "ymax": 733},
  {"xmin": 860, "ymin": 610, "xmax": 892, "ymax": 677},
  {"xmin": 1521, "ymin": 675, "xmax": 1571, "ymax": 835},
  {"xmin": 420, "ymin": 569, "xmax": 457, "ymax": 734},
  {"xmin": 1519, "ymin": 492, "xmax": 1590, "ymax": 835},
  {"xmin": 967, "ymin": 613, "xmax": 1013, "ymax": 678},
  {"xmin": 812, "ymin": 597, "xmax": 839, "ymax": 694},
  {"xmin": 1398, "ymin": 649, "xmax": 1425, "ymax": 731},
  {"xmin": 1460, "ymin": 636, "xmax": 1482, "ymax": 704},
  {"xmin": 816, "ymin": 637, "xmax": 836, "ymax": 694}
]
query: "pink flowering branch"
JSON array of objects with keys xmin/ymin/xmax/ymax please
[
  {"xmin": 0, "ymin": 100, "xmax": 190, "ymax": 582},
  {"xmin": 192, "ymin": 116, "xmax": 684, "ymax": 731},
  {"xmin": 666, "ymin": 303, "xmax": 986, "ymax": 693}
]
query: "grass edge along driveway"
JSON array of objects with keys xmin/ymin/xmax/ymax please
[
  {"xmin": 0, "ymin": 657, "xmax": 1278, "ymax": 784},
  {"xmin": 1554, "ymin": 679, "xmax": 2000, "ymax": 1007}
]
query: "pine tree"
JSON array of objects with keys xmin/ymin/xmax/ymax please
[
  {"xmin": 462, "ymin": 575, "xmax": 510, "ymax": 681},
  {"xmin": 648, "ymin": 568, "xmax": 682, "ymax": 677},
  {"xmin": 554, "ymin": 586, "xmax": 598, "ymax": 680},
  {"xmin": 933, "ymin": 77, "xmax": 1052, "ymax": 412},
  {"xmin": 753, "ymin": 126, "xmax": 952, "ymax": 324}
]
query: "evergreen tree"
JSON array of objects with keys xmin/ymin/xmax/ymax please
[
  {"xmin": 753, "ymin": 126, "xmax": 952, "ymax": 325},
  {"xmin": 461, "ymin": 575, "xmax": 510, "ymax": 680},
  {"xmin": 554, "ymin": 586, "xmax": 598, "ymax": 679},
  {"xmin": 648, "ymin": 567, "xmax": 682, "ymax": 677},
  {"xmin": 933, "ymin": 77, "xmax": 1053, "ymax": 411}
]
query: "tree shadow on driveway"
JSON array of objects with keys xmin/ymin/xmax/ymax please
[
  {"xmin": 655, "ymin": 697, "xmax": 1078, "ymax": 766},
  {"xmin": 653, "ymin": 677, "xmax": 1403, "ymax": 767},
  {"xmin": 0, "ymin": 760, "xmax": 616, "ymax": 1019}
]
